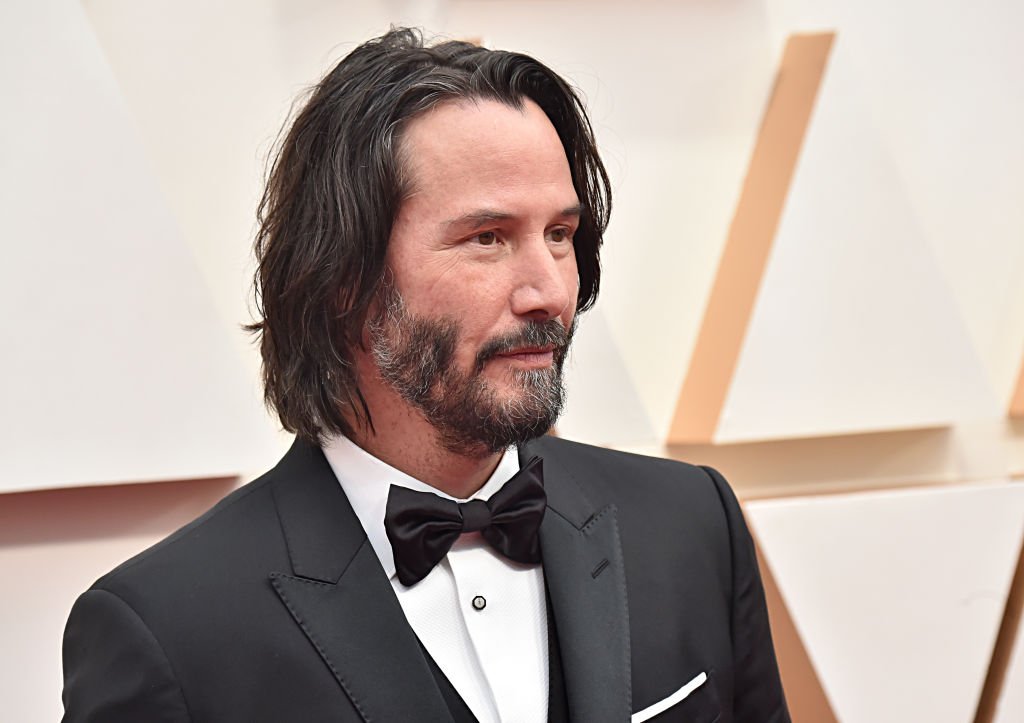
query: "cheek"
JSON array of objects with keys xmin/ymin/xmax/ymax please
[
  {"xmin": 421, "ymin": 275, "xmax": 495, "ymax": 319},
  {"xmin": 454, "ymin": 300, "xmax": 504, "ymax": 345},
  {"xmin": 419, "ymin": 280, "xmax": 506, "ymax": 357}
]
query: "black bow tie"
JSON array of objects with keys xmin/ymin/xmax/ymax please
[{"xmin": 384, "ymin": 456, "xmax": 547, "ymax": 586}]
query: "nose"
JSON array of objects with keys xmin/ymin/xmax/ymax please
[{"xmin": 509, "ymin": 236, "xmax": 577, "ymax": 322}]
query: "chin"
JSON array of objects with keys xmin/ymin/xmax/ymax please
[{"xmin": 428, "ymin": 366, "xmax": 565, "ymax": 455}]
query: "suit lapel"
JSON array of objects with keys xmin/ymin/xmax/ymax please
[
  {"xmin": 524, "ymin": 440, "xmax": 632, "ymax": 723},
  {"xmin": 269, "ymin": 439, "xmax": 452, "ymax": 723}
]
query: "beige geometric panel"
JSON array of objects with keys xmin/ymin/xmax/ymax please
[
  {"xmin": 1010, "ymin": 424, "xmax": 1024, "ymax": 481},
  {"xmin": 993, "ymin": 605, "xmax": 1024, "ymax": 723},
  {"xmin": 717, "ymin": 35, "xmax": 998, "ymax": 442},
  {"xmin": 1011, "ymin": 362, "xmax": 1024, "ymax": 418},
  {"xmin": 665, "ymin": 421, "xmax": 1014, "ymax": 501},
  {"xmin": 746, "ymin": 482, "xmax": 1024, "ymax": 723},
  {"xmin": 0, "ymin": 0, "xmax": 282, "ymax": 492},
  {"xmin": 984, "ymin": 527, "xmax": 1024, "ymax": 723},
  {"xmin": 668, "ymin": 33, "xmax": 835, "ymax": 444},
  {"xmin": 842, "ymin": 2, "xmax": 1024, "ymax": 410},
  {"xmin": 669, "ymin": 427, "xmax": 959, "ymax": 500},
  {"xmin": 752, "ymin": 535, "xmax": 839, "ymax": 722}
]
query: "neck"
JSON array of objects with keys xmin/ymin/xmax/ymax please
[{"xmin": 347, "ymin": 373, "xmax": 504, "ymax": 499}]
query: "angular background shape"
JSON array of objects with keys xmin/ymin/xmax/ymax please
[
  {"xmin": 0, "ymin": 0, "xmax": 281, "ymax": 493},
  {"xmin": 718, "ymin": 36, "xmax": 998, "ymax": 442},
  {"xmin": 746, "ymin": 482, "xmax": 1024, "ymax": 723}
]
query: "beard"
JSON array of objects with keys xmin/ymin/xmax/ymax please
[{"xmin": 367, "ymin": 286, "xmax": 574, "ymax": 456}]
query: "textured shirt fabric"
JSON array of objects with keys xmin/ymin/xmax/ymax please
[{"xmin": 321, "ymin": 435, "xmax": 549, "ymax": 723}]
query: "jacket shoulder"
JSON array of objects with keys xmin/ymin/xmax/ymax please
[{"xmin": 530, "ymin": 435, "xmax": 727, "ymax": 506}]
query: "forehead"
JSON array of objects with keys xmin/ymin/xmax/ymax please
[{"xmin": 396, "ymin": 97, "xmax": 578, "ymax": 222}]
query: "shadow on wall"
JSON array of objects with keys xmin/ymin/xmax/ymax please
[
  {"xmin": 667, "ymin": 426, "xmax": 958, "ymax": 499},
  {"xmin": 754, "ymin": 538, "xmax": 839, "ymax": 723},
  {"xmin": 0, "ymin": 477, "xmax": 240, "ymax": 548}
]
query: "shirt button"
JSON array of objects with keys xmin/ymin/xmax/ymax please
[{"xmin": 471, "ymin": 595, "xmax": 487, "ymax": 611}]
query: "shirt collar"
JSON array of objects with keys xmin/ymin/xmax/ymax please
[{"xmin": 320, "ymin": 434, "xmax": 521, "ymax": 580}]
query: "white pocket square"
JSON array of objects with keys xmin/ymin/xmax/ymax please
[{"xmin": 630, "ymin": 671, "xmax": 708, "ymax": 723}]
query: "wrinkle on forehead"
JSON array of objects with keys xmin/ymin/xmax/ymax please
[{"xmin": 398, "ymin": 97, "xmax": 570, "ymax": 202}]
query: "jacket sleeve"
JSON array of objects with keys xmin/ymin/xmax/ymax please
[
  {"xmin": 702, "ymin": 465, "xmax": 792, "ymax": 723},
  {"xmin": 62, "ymin": 587, "xmax": 192, "ymax": 722}
]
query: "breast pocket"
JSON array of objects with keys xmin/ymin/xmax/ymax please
[{"xmin": 631, "ymin": 670, "xmax": 721, "ymax": 723}]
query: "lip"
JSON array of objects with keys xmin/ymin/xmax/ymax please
[{"xmin": 492, "ymin": 345, "xmax": 556, "ymax": 368}]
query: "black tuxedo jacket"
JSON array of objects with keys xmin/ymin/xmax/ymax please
[{"xmin": 62, "ymin": 436, "xmax": 789, "ymax": 722}]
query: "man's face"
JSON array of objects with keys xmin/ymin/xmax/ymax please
[{"xmin": 367, "ymin": 97, "xmax": 581, "ymax": 455}]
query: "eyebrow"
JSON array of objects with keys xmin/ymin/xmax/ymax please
[{"xmin": 442, "ymin": 203, "xmax": 584, "ymax": 232}]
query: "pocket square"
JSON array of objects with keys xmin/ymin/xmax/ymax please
[{"xmin": 630, "ymin": 671, "xmax": 708, "ymax": 722}]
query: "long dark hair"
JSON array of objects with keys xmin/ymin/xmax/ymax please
[{"xmin": 248, "ymin": 27, "xmax": 612, "ymax": 442}]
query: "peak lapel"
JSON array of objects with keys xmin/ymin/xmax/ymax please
[
  {"xmin": 269, "ymin": 440, "xmax": 451, "ymax": 723},
  {"xmin": 524, "ymin": 441, "xmax": 632, "ymax": 723}
]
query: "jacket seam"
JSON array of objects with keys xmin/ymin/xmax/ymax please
[
  {"xmin": 90, "ymin": 587, "xmax": 195, "ymax": 722},
  {"xmin": 698, "ymin": 465, "xmax": 738, "ymax": 655}
]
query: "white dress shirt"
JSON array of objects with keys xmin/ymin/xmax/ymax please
[{"xmin": 321, "ymin": 435, "xmax": 549, "ymax": 723}]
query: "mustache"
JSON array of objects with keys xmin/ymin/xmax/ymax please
[{"xmin": 474, "ymin": 319, "xmax": 574, "ymax": 372}]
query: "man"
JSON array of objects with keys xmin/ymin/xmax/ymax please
[{"xmin": 62, "ymin": 29, "xmax": 789, "ymax": 722}]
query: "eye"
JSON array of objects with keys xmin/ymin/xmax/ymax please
[
  {"xmin": 547, "ymin": 227, "xmax": 574, "ymax": 244},
  {"xmin": 473, "ymin": 231, "xmax": 499, "ymax": 246}
]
